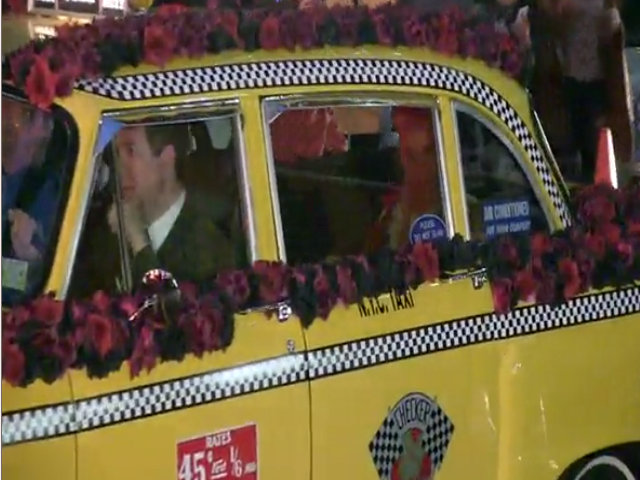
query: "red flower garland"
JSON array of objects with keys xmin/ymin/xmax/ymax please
[
  {"xmin": 3, "ymin": 183, "xmax": 640, "ymax": 388},
  {"xmin": 4, "ymin": 4, "xmax": 526, "ymax": 109}
]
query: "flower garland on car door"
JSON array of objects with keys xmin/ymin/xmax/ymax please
[{"xmin": 3, "ymin": 182, "xmax": 640, "ymax": 388}]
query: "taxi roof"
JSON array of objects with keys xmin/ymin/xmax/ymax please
[{"xmin": 2, "ymin": 5, "xmax": 528, "ymax": 110}]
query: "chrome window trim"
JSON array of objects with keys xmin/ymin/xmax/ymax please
[
  {"xmin": 432, "ymin": 99, "xmax": 455, "ymax": 239},
  {"xmin": 449, "ymin": 101, "xmax": 471, "ymax": 237},
  {"xmin": 261, "ymin": 93, "xmax": 453, "ymax": 263},
  {"xmin": 260, "ymin": 98, "xmax": 288, "ymax": 263},
  {"xmin": 60, "ymin": 98, "xmax": 256, "ymax": 297},
  {"xmin": 451, "ymin": 100, "xmax": 554, "ymax": 239}
]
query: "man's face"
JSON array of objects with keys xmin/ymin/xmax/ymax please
[{"xmin": 115, "ymin": 126, "xmax": 164, "ymax": 204}]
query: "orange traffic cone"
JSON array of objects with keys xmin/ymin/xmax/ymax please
[{"xmin": 594, "ymin": 127, "xmax": 618, "ymax": 188}]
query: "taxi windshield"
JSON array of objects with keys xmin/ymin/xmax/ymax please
[{"xmin": 1, "ymin": 94, "xmax": 75, "ymax": 307}]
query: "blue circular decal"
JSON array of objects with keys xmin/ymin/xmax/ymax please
[{"xmin": 409, "ymin": 214, "xmax": 447, "ymax": 245}]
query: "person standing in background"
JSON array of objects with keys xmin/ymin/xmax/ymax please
[{"xmin": 545, "ymin": 0, "xmax": 633, "ymax": 181}]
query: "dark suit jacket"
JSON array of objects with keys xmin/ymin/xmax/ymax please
[{"xmin": 130, "ymin": 189, "xmax": 237, "ymax": 285}]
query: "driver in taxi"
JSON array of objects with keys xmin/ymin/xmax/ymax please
[{"xmin": 107, "ymin": 123, "xmax": 236, "ymax": 285}]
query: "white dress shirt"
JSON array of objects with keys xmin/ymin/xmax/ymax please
[{"xmin": 147, "ymin": 190, "xmax": 186, "ymax": 252}]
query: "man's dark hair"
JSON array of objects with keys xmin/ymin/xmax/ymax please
[{"xmin": 145, "ymin": 123, "xmax": 191, "ymax": 160}]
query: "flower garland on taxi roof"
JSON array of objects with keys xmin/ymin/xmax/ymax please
[
  {"xmin": 4, "ymin": 3, "xmax": 526, "ymax": 109},
  {"xmin": 3, "ymin": 182, "xmax": 640, "ymax": 388}
]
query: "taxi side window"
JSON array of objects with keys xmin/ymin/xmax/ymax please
[
  {"xmin": 456, "ymin": 108, "xmax": 550, "ymax": 241},
  {"xmin": 1, "ymin": 95, "xmax": 75, "ymax": 307},
  {"xmin": 264, "ymin": 101, "xmax": 448, "ymax": 264},
  {"xmin": 69, "ymin": 114, "xmax": 250, "ymax": 298}
]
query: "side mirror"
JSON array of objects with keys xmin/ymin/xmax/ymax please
[{"xmin": 128, "ymin": 269, "xmax": 181, "ymax": 323}]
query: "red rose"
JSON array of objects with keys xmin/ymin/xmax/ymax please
[
  {"xmin": 144, "ymin": 23, "xmax": 177, "ymax": 67},
  {"xmin": 254, "ymin": 261, "xmax": 289, "ymax": 304},
  {"xmin": 3, "ymin": 305, "xmax": 31, "ymax": 338},
  {"xmin": 32, "ymin": 294, "xmax": 64, "ymax": 328},
  {"xmin": 259, "ymin": 14, "xmax": 282, "ymax": 50},
  {"xmin": 616, "ymin": 241, "xmax": 634, "ymax": 266},
  {"xmin": 2, "ymin": 339, "xmax": 25, "ymax": 386},
  {"xmin": 601, "ymin": 223, "xmax": 621, "ymax": 246},
  {"xmin": 491, "ymin": 277, "xmax": 513, "ymax": 314},
  {"xmin": 372, "ymin": 10, "xmax": 394, "ymax": 46},
  {"xmin": 531, "ymin": 232, "xmax": 552, "ymax": 257},
  {"xmin": 180, "ymin": 297, "xmax": 224, "ymax": 357},
  {"xmin": 56, "ymin": 335, "xmax": 77, "ymax": 370},
  {"xmin": 403, "ymin": 16, "xmax": 427, "ymax": 47},
  {"xmin": 25, "ymin": 55, "xmax": 57, "ymax": 110},
  {"xmin": 585, "ymin": 233, "xmax": 606, "ymax": 260},
  {"xmin": 558, "ymin": 258, "xmax": 581, "ymax": 300},
  {"xmin": 216, "ymin": 271, "xmax": 250, "ymax": 309},
  {"xmin": 411, "ymin": 242, "xmax": 440, "ymax": 282},
  {"xmin": 219, "ymin": 9, "xmax": 243, "ymax": 48},
  {"xmin": 313, "ymin": 267, "xmax": 337, "ymax": 319},
  {"xmin": 129, "ymin": 324, "xmax": 158, "ymax": 378},
  {"xmin": 91, "ymin": 290, "xmax": 112, "ymax": 313},
  {"xmin": 515, "ymin": 268, "xmax": 536, "ymax": 303},
  {"xmin": 86, "ymin": 313, "xmax": 114, "ymax": 358}
]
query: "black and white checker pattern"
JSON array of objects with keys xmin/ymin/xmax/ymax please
[
  {"xmin": 1, "ymin": 403, "xmax": 75, "ymax": 445},
  {"xmin": 4, "ymin": 286, "xmax": 638, "ymax": 446},
  {"xmin": 369, "ymin": 415, "xmax": 402, "ymax": 479},
  {"xmin": 307, "ymin": 286, "xmax": 640, "ymax": 379},
  {"xmin": 2, "ymin": 353, "xmax": 307, "ymax": 446},
  {"xmin": 423, "ymin": 403, "xmax": 455, "ymax": 469},
  {"xmin": 75, "ymin": 58, "xmax": 570, "ymax": 227}
]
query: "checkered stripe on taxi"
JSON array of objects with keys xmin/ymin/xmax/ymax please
[
  {"xmin": 306, "ymin": 286, "xmax": 640, "ymax": 379},
  {"xmin": 2, "ymin": 354, "xmax": 306, "ymax": 445},
  {"xmin": 75, "ymin": 58, "xmax": 570, "ymax": 227},
  {"xmin": 4, "ymin": 286, "xmax": 638, "ymax": 445}
]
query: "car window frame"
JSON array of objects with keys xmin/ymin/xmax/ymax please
[
  {"xmin": 63, "ymin": 98, "xmax": 256, "ymax": 297},
  {"xmin": 451, "ymin": 100, "xmax": 555, "ymax": 240},
  {"xmin": 261, "ymin": 92, "xmax": 453, "ymax": 264},
  {"xmin": 1, "ymin": 85, "xmax": 79, "ymax": 307}
]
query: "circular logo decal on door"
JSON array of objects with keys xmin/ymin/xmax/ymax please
[{"xmin": 369, "ymin": 393, "xmax": 454, "ymax": 480}]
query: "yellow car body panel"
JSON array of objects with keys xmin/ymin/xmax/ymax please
[{"xmin": 2, "ymin": 39, "xmax": 639, "ymax": 480}]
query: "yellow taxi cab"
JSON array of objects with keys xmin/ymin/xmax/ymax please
[{"xmin": 2, "ymin": 4, "xmax": 640, "ymax": 480}]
